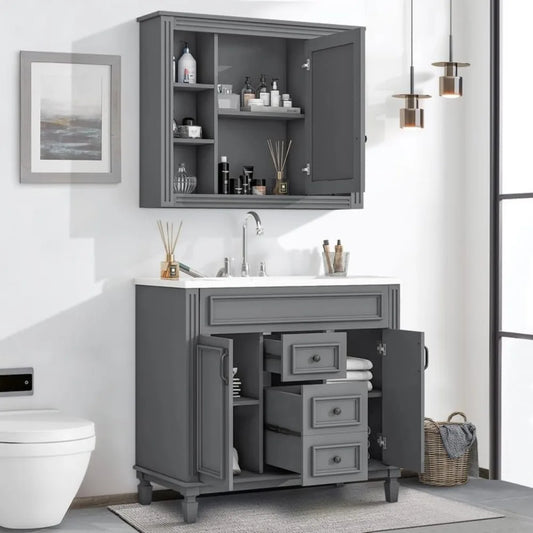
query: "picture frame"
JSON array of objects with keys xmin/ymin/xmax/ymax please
[{"xmin": 20, "ymin": 51, "xmax": 121, "ymax": 184}]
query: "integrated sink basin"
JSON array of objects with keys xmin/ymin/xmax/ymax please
[{"xmin": 135, "ymin": 275, "xmax": 399, "ymax": 289}]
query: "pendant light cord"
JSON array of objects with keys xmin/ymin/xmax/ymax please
[
  {"xmin": 410, "ymin": 0, "xmax": 414, "ymax": 94},
  {"xmin": 449, "ymin": 0, "xmax": 453, "ymax": 62}
]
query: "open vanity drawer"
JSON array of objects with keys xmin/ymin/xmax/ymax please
[
  {"xmin": 264, "ymin": 382, "xmax": 368, "ymax": 486},
  {"xmin": 264, "ymin": 332, "xmax": 347, "ymax": 382},
  {"xmin": 265, "ymin": 382, "xmax": 368, "ymax": 435},
  {"xmin": 265, "ymin": 430, "xmax": 368, "ymax": 486}
]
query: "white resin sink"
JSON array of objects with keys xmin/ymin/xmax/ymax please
[{"xmin": 135, "ymin": 275, "xmax": 399, "ymax": 289}]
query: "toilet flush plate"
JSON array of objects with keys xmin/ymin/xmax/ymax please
[{"xmin": 0, "ymin": 368, "xmax": 33, "ymax": 396}]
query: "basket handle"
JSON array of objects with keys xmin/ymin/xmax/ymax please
[
  {"xmin": 447, "ymin": 411, "xmax": 467, "ymax": 423},
  {"xmin": 424, "ymin": 417, "xmax": 441, "ymax": 432}
]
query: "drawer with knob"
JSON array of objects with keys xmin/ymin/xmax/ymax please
[
  {"xmin": 265, "ymin": 430, "xmax": 368, "ymax": 486},
  {"xmin": 265, "ymin": 382, "xmax": 368, "ymax": 436},
  {"xmin": 264, "ymin": 332, "xmax": 347, "ymax": 382}
]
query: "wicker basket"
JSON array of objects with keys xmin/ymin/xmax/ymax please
[{"xmin": 419, "ymin": 412, "xmax": 471, "ymax": 486}]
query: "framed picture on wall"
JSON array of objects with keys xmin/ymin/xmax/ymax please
[{"xmin": 20, "ymin": 51, "xmax": 121, "ymax": 183}]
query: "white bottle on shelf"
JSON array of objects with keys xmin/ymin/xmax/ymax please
[
  {"xmin": 270, "ymin": 78, "xmax": 280, "ymax": 107},
  {"xmin": 177, "ymin": 42, "xmax": 196, "ymax": 84}
]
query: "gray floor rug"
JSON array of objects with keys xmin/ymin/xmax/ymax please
[{"xmin": 109, "ymin": 481, "xmax": 503, "ymax": 533}]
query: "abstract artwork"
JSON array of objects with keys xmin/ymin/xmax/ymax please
[{"xmin": 20, "ymin": 52, "xmax": 121, "ymax": 183}]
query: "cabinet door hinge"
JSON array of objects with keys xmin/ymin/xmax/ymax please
[
  {"xmin": 377, "ymin": 435, "xmax": 387, "ymax": 450},
  {"xmin": 301, "ymin": 163, "xmax": 311, "ymax": 175},
  {"xmin": 377, "ymin": 342, "xmax": 387, "ymax": 356},
  {"xmin": 301, "ymin": 58, "xmax": 311, "ymax": 71}
]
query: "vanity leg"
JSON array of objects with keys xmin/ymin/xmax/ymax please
[
  {"xmin": 137, "ymin": 476, "xmax": 153, "ymax": 505},
  {"xmin": 384, "ymin": 476, "xmax": 400, "ymax": 503},
  {"xmin": 181, "ymin": 488, "xmax": 200, "ymax": 524}
]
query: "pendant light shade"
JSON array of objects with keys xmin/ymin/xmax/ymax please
[
  {"xmin": 432, "ymin": 0, "xmax": 470, "ymax": 98},
  {"xmin": 393, "ymin": 0, "xmax": 430, "ymax": 129},
  {"xmin": 394, "ymin": 91, "xmax": 431, "ymax": 128}
]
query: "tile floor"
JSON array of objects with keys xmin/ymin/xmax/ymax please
[{"xmin": 4, "ymin": 478, "xmax": 533, "ymax": 533}]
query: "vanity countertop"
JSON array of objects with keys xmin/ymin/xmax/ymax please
[{"xmin": 134, "ymin": 275, "xmax": 400, "ymax": 289}]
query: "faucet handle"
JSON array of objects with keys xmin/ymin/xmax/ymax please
[
  {"xmin": 258, "ymin": 261, "xmax": 267, "ymax": 277},
  {"xmin": 217, "ymin": 257, "xmax": 233, "ymax": 277}
]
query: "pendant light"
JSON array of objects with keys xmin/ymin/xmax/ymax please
[
  {"xmin": 432, "ymin": 0, "xmax": 470, "ymax": 98},
  {"xmin": 393, "ymin": 0, "xmax": 431, "ymax": 128}
]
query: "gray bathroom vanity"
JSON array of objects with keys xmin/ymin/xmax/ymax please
[{"xmin": 134, "ymin": 277, "xmax": 425, "ymax": 522}]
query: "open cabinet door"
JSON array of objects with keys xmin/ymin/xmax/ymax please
[
  {"xmin": 196, "ymin": 335, "xmax": 233, "ymax": 491},
  {"xmin": 304, "ymin": 28, "xmax": 365, "ymax": 195},
  {"xmin": 381, "ymin": 329, "xmax": 425, "ymax": 473}
]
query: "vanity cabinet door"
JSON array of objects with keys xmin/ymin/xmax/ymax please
[
  {"xmin": 196, "ymin": 335, "xmax": 233, "ymax": 491},
  {"xmin": 304, "ymin": 28, "xmax": 364, "ymax": 195},
  {"xmin": 381, "ymin": 329, "xmax": 425, "ymax": 473}
]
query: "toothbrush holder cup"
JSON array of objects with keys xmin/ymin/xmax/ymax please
[{"xmin": 322, "ymin": 252, "xmax": 350, "ymax": 277}]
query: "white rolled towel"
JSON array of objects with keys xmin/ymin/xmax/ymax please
[{"xmin": 346, "ymin": 357, "xmax": 373, "ymax": 371}]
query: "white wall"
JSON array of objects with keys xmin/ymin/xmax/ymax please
[{"xmin": 0, "ymin": 0, "xmax": 487, "ymax": 496}]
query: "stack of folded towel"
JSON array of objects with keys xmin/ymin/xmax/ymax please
[
  {"xmin": 327, "ymin": 357, "xmax": 374, "ymax": 390},
  {"xmin": 232, "ymin": 367, "xmax": 242, "ymax": 398}
]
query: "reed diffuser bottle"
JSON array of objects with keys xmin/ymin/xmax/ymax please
[
  {"xmin": 157, "ymin": 219, "xmax": 183, "ymax": 279},
  {"xmin": 267, "ymin": 139, "xmax": 292, "ymax": 195}
]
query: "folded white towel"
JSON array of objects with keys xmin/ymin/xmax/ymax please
[
  {"xmin": 346, "ymin": 357, "xmax": 373, "ymax": 371},
  {"xmin": 345, "ymin": 370, "xmax": 373, "ymax": 381},
  {"xmin": 326, "ymin": 379, "xmax": 373, "ymax": 391}
]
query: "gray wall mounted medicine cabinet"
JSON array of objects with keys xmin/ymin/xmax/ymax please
[{"xmin": 138, "ymin": 11, "xmax": 365, "ymax": 209}]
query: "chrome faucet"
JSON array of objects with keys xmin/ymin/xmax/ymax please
[{"xmin": 241, "ymin": 211, "xmax": 264, "ymax": 277}]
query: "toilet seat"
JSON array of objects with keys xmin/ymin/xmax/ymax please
[
  {"xmin": 0, "ymin": 409, "xmax": 95, "ymax": 443},
  {"xmin": 0, "ymin": 409, "xmax": 95, "ymax": 529}
]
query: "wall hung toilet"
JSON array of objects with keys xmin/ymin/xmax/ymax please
[{"xmin": 0, "ymin": 409, "xmax": 95, "ymax": 529}]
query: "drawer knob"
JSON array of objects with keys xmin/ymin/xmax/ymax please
[
  {"xmin": 312, "ymin": 354, "xmax": 321, "ymax": 362},
  {"xmin": 333, "ymin": 455, "xmax": 342, "ymax": 464},
  {"xmin": 333, "ymin": 407, "xmax": 342, "ymax": 416}
]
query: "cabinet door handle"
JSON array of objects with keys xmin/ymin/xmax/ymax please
[
  {"xmin": 312, "ymin": 354, "xmax": 321, "ymax": 362},
  {"xmin": 424, "ymin": 346, "xmax": 429, "ymax": 370},
  {"xmin": 333, "ymin": 407, "xmax": 342, "ymax": 416},
  {"xmin": 333, "ymin": 456, "xmax": 342, "ymax": 464},
  {"xmin": 220, "ymin": 351, "xmax": 229, "ymax": 385}
]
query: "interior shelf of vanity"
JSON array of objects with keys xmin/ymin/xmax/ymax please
[
  {"xmin": 368, "ymin": 390, "xmax": 382, "ymax": 399},
  {"xmin": 218, "ymin": 110, "xmax": 305, "ymax": 120},
  {"xmin": 233, "ymin": 467, "xmax": 301, "ymax": 486},
  {"xmin": 173, "ymin": 138, "xmax": 215, "ymax": 145},
  {"xmin": 233, "ymin": 397, "xmax": 260, "ymax": 407},
  {"xmin": 173, "ymin": 82, "xmax": 215, "ymax": 91}
]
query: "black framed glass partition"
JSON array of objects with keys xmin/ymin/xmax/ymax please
[{"xmin": 491, "ymin": 0, "xmax": 533, "ymax": 485}]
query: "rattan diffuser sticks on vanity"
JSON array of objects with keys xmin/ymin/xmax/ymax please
[
  {"xmin": 267, "ymin": 139, "xmax": 292, "ymax": 195},
  {"xmin": 157, "ymin": 219, "xmax": 182, "ymax": 279}
]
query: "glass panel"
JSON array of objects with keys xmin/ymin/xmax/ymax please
[
  {"xmin": 501, "ymin": 338, "xmax": 533, "ymax": 487},
  {"xmin": 501, "ymin": 199, "xmax": 533, "ymax": 334},
  {"xmin": 501, "ymin": 1, "xmax": 533, "ymax": 194}
]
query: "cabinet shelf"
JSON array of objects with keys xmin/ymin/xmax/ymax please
[
  {"xmin": 233, "ymin": 397, "xmax": 260, "ymax": 407},
  {"xmin": 233, "ymin": 468, "xmax": 301, "ymax": 485},
  {"xmin": 173, "ymin": 138, "xmax": 214, "ymax": 145},
  {"xmin": 218, "ymin": 109, "xmax": 304, "ymax": 121},
  {"xmin": 173, "ymin": 82, "xmax": 215, "ymax": 91},
  {"xmin": 368, "ymin": 389, "xmax": 382, "ymax": 399}
]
